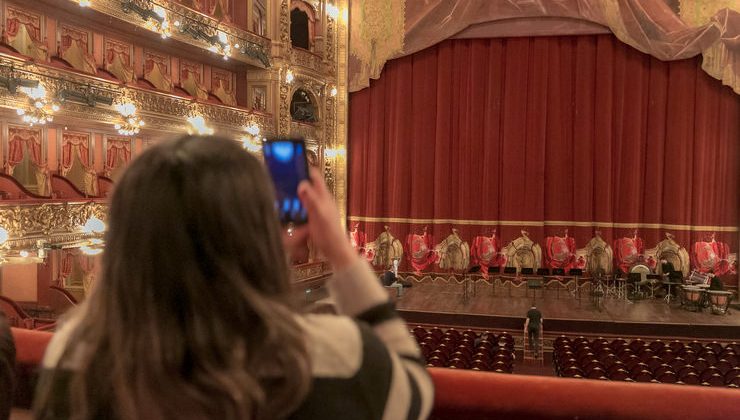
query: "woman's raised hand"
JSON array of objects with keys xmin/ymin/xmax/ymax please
[{"xmin": 290, "ymin": 168, "xmax": 357, "ymax": 272}]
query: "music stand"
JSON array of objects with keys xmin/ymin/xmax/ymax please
[
  {"xmin": 464, "ymin": 266, "xmax": 481, "ymax": 299},
  {"xmin": 502, "ymin": 266, "xmax": 517, "ymax": 296},
  {"xmin": 551, "ymin": 268, "xmax": 566, "ymax": 298},
  {"xmin": 521, "ymin": 267, "xmax": 534, "ymax": 275},
  {"xmin": 569, "ymin": 269, "xmax": 584, "ymax": 301},
  {"xmin": 627, "ymin": 272, "xmax": 642, "ymax": 300},
  {"xmin": 488, "ymin": 266, "xmax": 500, "ymax": 295},
  {"xmin": 646, "ymin": 274, "xmax": 662, "ymax": 299}
]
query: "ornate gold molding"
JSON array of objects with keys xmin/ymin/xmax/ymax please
[
  {"xmin": 0, "ymin": 201, "xmax": 107, "ymax": 247},
  {"xmin": 279, "ymin": 0, "xmax": 290, "ymax": 44},
  {"xmin": 291, "ymin": 48, "xmax": 324, "ymax": 73},
  {"xmin": 325, "ymin": 16, "xmax": 336, "ymax": 76}
]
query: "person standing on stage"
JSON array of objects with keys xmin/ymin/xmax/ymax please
[{"xmin": 524, "ymin": 306, "xmax": 543, "ymax": 356}]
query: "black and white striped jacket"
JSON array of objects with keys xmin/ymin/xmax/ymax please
[{"xmin": 38, "ymin": 259, "xmax": 434, "ymax": 419}]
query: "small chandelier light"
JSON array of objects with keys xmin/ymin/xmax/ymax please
[
  {"xmin": 78, "ymin": 0, "xmax": 91, "ymax": 7},
  {"xmin": 0, "ymin": 226, "xmax": 9, "ymax": 245},
  {"xmin": 242, "ymin": 136, "xmax": 262, "ymax": 153},
  {"xmin": 330, "ymin": 86, "xmax": 338, "ymax": 97},
  {"xmin": 113, "ymin": 101, "xmax": 145, "ymax": 136},
  {"xmin": 81, "ymin": 238, "xmax": 104, "ymax": 256},
  {"xmin": 245, "ymin": 123, "xmax": 260, "ymax": 136},
  {"xmin": 326, "ymin": 3, "xmax": 339, "ymax": 19},
  {"xmin": 82, "ymin": 216, "xmax": 106, "ymax": 234},
  {"xmin": 16, "ymin": 84, "xmax": 59, "ymax": 126},
  {"xmin": 324, "ymin": 146, "xmax": 346, "ymax": 159},
  {"xmin": 242, "ymin": 123, "xmax": 262, "ymax": 152},
  {"xmin": 285, "ymin": 69, "xmax": 295, "ymax": 84},
  {"xmin": 216, "ymin": 31, "xmax": 233, "ymax": 60},
  {"xmin": 144, "ymin": 4, "xmax": 171, "ymax": 38},
  {"xmin": 187, "ymin": 114, "xmax": 214, "ymax": 135}
]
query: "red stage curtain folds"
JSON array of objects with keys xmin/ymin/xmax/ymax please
[{"xmin": 348, "ymin": 35, "xmax": 739, "ymax": 283}]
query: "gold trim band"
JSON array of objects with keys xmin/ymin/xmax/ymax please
[{"xmin": 347, "ymin": 216, "xmax": 739, "ymax": 232}]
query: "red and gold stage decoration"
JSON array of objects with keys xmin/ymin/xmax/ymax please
[
  {"xmin": 180, "ymin": 59, "xmax": 208, "ymax": 101},
  {"xmin": 104, "ymin": 37, "xmax": 136, "ymax": 83},
  {"xmin": 349, "ymin": 222, "xmax": 367, "ymax": 257},
  {"xmin": 653, "ymin": 233, "xmax": 690, "ymax": 276},
  {"xmin": 405, "ymin": 226, "xmax": 438, "ymax": 275},
  {"xmin": 6, "ymin": 124, "xmax": 50, "ymax": 196},
  {"xmin": 4, "ymin": 5, "xmax": 47, "ymax": 62},
  {"xmin": 366, "ymin": 226, "xmax": 403, "ymax": 270},
  {"xmin": 60, "ymin": 131, "xmax": 98, "ymax": 196},
  {"xmin": 579, "ymin": 231, "xmax": 612, "ymax": 275},
  {"xmin": 502, "ymin": 231, "xmax": 542, "ymax": 273},
  {"xmin": 613, "ymin": 231, "xmax": 649, "ymax": 274},
  {"xmin": 435, "ymin": 228, "xmax": 470, "ymax": 273},
  {"xmin": 692, "ymin": 234, "xmax": 737, "ymax": 276},
  {"xmin": 58, "ymin": 24, "xmax": 97, "ymax": 75},
  {"xmin": 104, "ymin": 136, "xmax": 131, "ymax": 178},
  {"xmin": 545, "ymin": 229, "xmax": 577, "ymax": 271},
  {"xmin": 211, "ymin": 68, "xmax": 237, "ymax": 106},
  {"xmin": 471, "ymin": 230, "xmax": 505, "ymax": 279},
  {"xmin": 143, "ymin": 50, "xmax": 173, "ymax": 92}
]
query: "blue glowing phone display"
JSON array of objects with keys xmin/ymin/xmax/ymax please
[{"xmin": 263, "ymin": 139, "xmax": 309, "ymax": 225}]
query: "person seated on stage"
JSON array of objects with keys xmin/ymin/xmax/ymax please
[
  {"xmin": 33, "ymin": 136, "xmax": 433, "ymax": 420},
  {"xmin": 381, "ymin": 269, "xmax": 397, "ymax": 286},
  {"xmin": 709, "ymin": 274, "xmax": 724, "ymax": 291},
  {"xmin": 660, "ymin": 259, "xmax": 675, "ymax": 276},
  {"xmin": 0, "ymin": 314, "xmax": 14, "ymax": 420},
  {"xmin": 524, "ymin": 306, "xmax": 543, "ymax": 357}
]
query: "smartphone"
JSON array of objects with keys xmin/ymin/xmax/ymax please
[{"xmin": 263, "ymin": 138, "xmax": 310, "ymax": 225}]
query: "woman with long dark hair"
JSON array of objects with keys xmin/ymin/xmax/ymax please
[{"xmin": 34, "ymin": 136, "xmax": 432, "ymax": 420}]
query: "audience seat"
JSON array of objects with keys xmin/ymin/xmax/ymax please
[{"xmin": 553, "ymin": 335, "xmax": 739, "ymax": 389}]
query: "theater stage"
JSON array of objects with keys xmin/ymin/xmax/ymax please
[{"xmin": 393, "ymin": 276, "xmax": 740, "ymax": 341}]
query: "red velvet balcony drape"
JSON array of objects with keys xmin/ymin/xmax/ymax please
[{"xmin": 348, "ymin": 35, "xmax": 739, "ymax": 280}]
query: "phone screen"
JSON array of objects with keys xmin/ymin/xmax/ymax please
[{"xmin": 263, "ymin": 139, "xmax": 309, "ymax": 225}]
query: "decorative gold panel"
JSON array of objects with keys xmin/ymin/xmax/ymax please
[{"xmin": 0, "ymin": 201, "xmax": 106, "ymax": 241}]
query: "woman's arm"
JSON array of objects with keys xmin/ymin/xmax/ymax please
[{"xmin": 295, "ymin": 169, "xmax": 434, "ymax": 420}]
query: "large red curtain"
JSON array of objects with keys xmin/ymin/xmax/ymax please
[{"xmin": 348, "ymin": 35, "xmax": 739, "ymax": 283}]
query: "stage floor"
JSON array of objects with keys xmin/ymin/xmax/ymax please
[{"xmin": 394, "ymin": 277, "xmax": 740, "ymax": 340}]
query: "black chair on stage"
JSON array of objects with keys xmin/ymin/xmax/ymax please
[{"xmin": 521, "ymin": 267, "xmax": 534, "ymax": 275}]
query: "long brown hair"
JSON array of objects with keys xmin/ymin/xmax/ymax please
[{"xmin": 35, "ymin": 136, "xmax": 310, "ymax": 419}]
